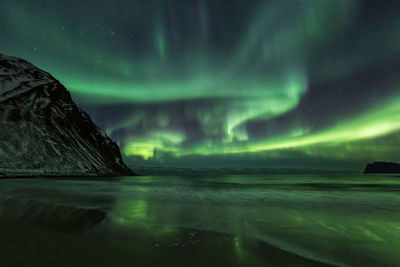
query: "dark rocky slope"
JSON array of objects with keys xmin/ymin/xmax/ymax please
[
  {"xmin": 0, "ymin": 54, "xmax": 134, "ymax": 177},
  {"xmin": 363, "ymin": 162, "xmax": 400, "ymax": 174}
]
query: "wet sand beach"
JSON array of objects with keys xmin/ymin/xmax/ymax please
[
  {"xmin": 0, "ymin": 223, "xmax": 330, "ymax": 267},
  {"xmin": 1, "ymin": 175, "xmax": 400, "ymax": 266}
]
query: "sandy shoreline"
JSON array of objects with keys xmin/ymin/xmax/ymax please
[{"xmin": 0, "ymin": 222, "xmax": 333, "ymax": 267}]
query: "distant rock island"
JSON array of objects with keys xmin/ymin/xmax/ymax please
[
  {"xmin": 364, "ymin": 162, "xmax": 400, "ymax": 174},
  {"xmin": 0, "ymin": 54, "xmax": 134, "ymax": 177}
]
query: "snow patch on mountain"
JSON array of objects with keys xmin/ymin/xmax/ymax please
[{"xmin": 0, "ymin": 54, "xmax": 134, "ymax": 177}]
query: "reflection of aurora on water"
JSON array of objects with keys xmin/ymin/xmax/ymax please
[
  {"xmin": 103, "ymin": 175, "xmax": 400, "ymax": 266},
  {"xmin": 1, "ymin": 175, "xmax": 400, "ymax": 266},
  {"xmin": 2, "ymin": 0, "xmax": 400, "ymax": 168}
]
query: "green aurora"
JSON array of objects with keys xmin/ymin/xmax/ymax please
[{"xmin": 1, "ymin": 0, "xmax": 399, "ymax": 169}]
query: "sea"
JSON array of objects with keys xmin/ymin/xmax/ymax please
[{"xmin": 1, "ymin": 174, "xmax": 399, "ymax": 266}]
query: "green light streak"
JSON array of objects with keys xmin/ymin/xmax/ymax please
[
  {"xmin": 123, "ymin": 131, "xmax": 184, "ymax": 159},
  {"xmin": 2, "ymin": 0, "xmax": 400, "ymax": 164},
  {"xmin": 123, "ymin": 94, "xmax": 400, "ymax": 160},
  {"xmin": 244, "ymin": 95, "xmax": 400, "ymax": 154},
  {"xmin": 156, "ymin": 28, "xmax": 166, "ymax": 60}
]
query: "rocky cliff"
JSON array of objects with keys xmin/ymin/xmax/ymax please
[{"xmin": 0, "ymin": 54, "xmax": 134, "ymax": 177}]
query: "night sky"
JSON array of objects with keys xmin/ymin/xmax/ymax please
[{"xmin": 1, "ymin": 0, "xmax": 400, "ymax": 169}]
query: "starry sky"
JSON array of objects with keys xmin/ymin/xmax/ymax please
[{"xmin": 1, "ymin": 0, "xmax": 400, "ymax": 170}]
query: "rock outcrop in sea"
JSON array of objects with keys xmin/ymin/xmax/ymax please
[
  {"xmin": 363, "ymin": 162, "xmax": 400, "ymax": 174},
  {"xmin": 0, "ymin": 54, "xmax": 134, "ymax": 177}
]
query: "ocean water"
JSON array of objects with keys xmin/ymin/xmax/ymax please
[{"xmin": 1, "ymin": 174, "xmax": 400, "ymax": 266}]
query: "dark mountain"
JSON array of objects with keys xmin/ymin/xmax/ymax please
[
  {"xmin": 363, "ymin": 162, "xmax": 400, "ymax": 174},
  {"xmin": 0, "ymin": 54, "xmax": 134, "ymax": 177}
]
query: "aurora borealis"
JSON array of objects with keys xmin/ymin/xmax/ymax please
[{"xmin": 1, "ymin": 0, "xmax": 400, "ymax": 169}]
